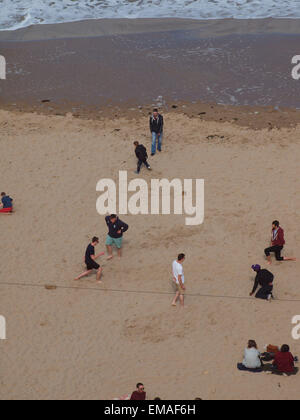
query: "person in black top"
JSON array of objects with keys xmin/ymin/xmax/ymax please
[
  {"xmin": 134, "ymin": 141, "xmax": 151, "ymax": 174},
  {"xmin": 75, "ymin": 237, "xmax": 105, "ymax": 283},
  {"xmin": 150, "ymin": 109, "xmax": 164, "ymax": 156},
  {"xmin": 105, "ymin": 214, "xmax": 129, "ymax": 260},
  {"xmin": 250, "ymin": 264, "xmax": 274, "ymax": 301}
]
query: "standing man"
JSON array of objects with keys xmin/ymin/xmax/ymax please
[
  {"xmin": 75, "ymin": 237, "xmax": 104, "ymax": 283},
  {"xmin": 172, "ymin": 253, "xmax": 186, "ymax": 307},
  {"xmin": 150, "ymin": 108, "xmax": 164, "ymax": 156},
  {"xmin": 134, "ymin": 141, "xmax": 151, "ymax": 174},
  {"xmin": 105, "ymin": 214, "xmax": 129, "ymax": 260},
  {"xmin": 250, "ymin": 264, "xmax": 274, "ymax": 301},
  {"xmin": 264, "ymin": 221, "xmax": 296, "ymax": 264},
  {"xmin": 0, "ymin": 192, "xmax": 13, "ymax": 213}
]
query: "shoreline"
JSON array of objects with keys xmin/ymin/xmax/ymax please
[
  {"xmin": 0, "ymin": 18, "xmax": 300, "ymax": 125},
  {"xmin": 2, "ymin": 18, "xmax": 300, "ymax": 42}
]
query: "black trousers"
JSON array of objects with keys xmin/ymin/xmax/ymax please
[
  {"xmin": 264, "ymin": 245, "xmax": 284, "ymax": 261},
  {"xmin": 255, "ymin": 286, "xmax": 273, "ymax": 300},
  {"xmin": 137, "ymin": 159, "xmax": 150, "ymax": 173}
]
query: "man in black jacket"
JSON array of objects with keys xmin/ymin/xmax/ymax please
[
  {"xmin": 150, "ymin": 109, "xmax": 164, "ymax": 156},
  {"xmin": 250, "ymin": 264, "xmax": 274, "ymax": 301},
  {"xmin": 134, "ymin": 141, "xmax": 151, "ymax": 174},
  {"xmin": 105, "ymin": 214, "xmax": 129, "ymax": 259}
]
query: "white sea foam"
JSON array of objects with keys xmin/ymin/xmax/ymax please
[{"xmin": 1, "ymin": 0, "xmax": 300, "ymax": 31}]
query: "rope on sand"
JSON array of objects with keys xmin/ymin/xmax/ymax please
[{"xmin": 1, "ymin": 280, "xmax": 300, "ymax": 303}]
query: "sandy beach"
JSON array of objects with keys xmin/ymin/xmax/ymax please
[
  {"xmin": 1, "ymin": 16, "xmax": 300, "ymax": 400},
  {"xmin": 0, "ymin": 107, "xmax": 299, "ymax": 400}
]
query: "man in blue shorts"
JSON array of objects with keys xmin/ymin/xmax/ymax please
[{"xmin": 105, "ymin": 214, "xmax": 129, "ymax": 260}]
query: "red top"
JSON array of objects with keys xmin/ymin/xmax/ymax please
[
  {"xmin": 272, "ymin": 227, "xmax": 285, "ymax": 247},
  {"xmin": 130, "ymin": 391, "xmax": 146, "ymax": 400},
  {"xmin": 273, "ymin": 352, "xmax": 295, "ymax": 373}
]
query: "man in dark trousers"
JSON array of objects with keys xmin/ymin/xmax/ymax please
[
  {"xmin": 250, "ymin": 264, "xmax": 274, "ymax": 301},
  {"xmin": 105, "ymin": 214, "xmax": 129, "ymax": 260},
  {"xmin": 134, "ymin": 141, "xmax": 151, "ymax": 174},
  {"xmin": 150, "ymin": 108, "xmax": 164, "ymax": 156},
  {"xmin": 265, "ymin": 220, "xmax": 296, "ymax": 264}
]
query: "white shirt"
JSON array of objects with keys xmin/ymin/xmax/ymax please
[
  {"xmin": 172, "ymin": 260, "xmax": 184, "ymax": 285},
  {"xmin": 243, "ymin": 348, "xmax": 261, "ymax": 369}
]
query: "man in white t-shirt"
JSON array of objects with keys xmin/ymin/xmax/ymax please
[{"xmin": 172, "ymin": 253, "xmax": 186, "ymax": 307}]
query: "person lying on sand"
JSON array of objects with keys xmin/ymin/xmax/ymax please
[
  {"xmin": 250, "ymin": 265, "xmax": 274, "ymax": 302},
  {"xmin": 134, "ymin": 141, "xmax": 151, "ymax": 174},
  {"xmin": 264, "ymin": 220, "xmax": 296, "ymax": 264},
  {"xmin": 0, "ymin": 192, "xmax": 13, "ymax": 213},
  {"xmin": 75, "ymin": 237, "xmax": 104, "ymax": 283}
]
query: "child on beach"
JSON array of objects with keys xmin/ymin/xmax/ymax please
[
  {"xmin": 134, "ymin": 141, "xmax": 151, "ymax": 174},
  {"xmin": 0, "ymin": 192, "xmax": 13, "ymax": 213},
  {"xmin": 264, "ymin": 221, "xmax": 296, "ymax": 264},
  {"xmin": 75, "ymin": 237, "xmax": 104, "ymax": 283}
]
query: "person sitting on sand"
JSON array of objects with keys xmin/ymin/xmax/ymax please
[
  {"xmin": 134, "ymin": 141, "xmax": 151, "ymax": 174},
  {"xmin": 172, "ymin": 254, "xmax": 186, "ymax": 307},
  {"xmin": 237, "ymin": 340, "xmax": 263, "ymax": 372},
  {"xmin": 264, "ymin": 221, "xmax": 296, "ymax": 264},
  {"xmin": 0, "ymin": 192, "xmax": 13, "ymax": 213},
  {"xmin": 267, "ymin": 345, "xmax": 298, "ymax": 376},
  {"xmin": 250, "ymin": 265, "xmax": 274, "ymax": 301},
  {"xmin": 130, "ymin": 383, "xmax": 146, "ymax": 400},
  {"xmin": 150, "ymin": 108, "xmax": 164, "ymax": 156},
  {"xmin": 75, "ymin": 237, "xmax": 104, "ymax": 283},
  {"xmin": 105, "ymin": 214, "xmax": 129, "ymax": 260}
]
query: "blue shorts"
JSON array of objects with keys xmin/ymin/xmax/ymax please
[{"xmin": 105, "ymin": 235, "xmax": 123, "ymax": 249}]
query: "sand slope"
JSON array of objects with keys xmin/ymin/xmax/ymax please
[{"xmin": 0, "ymin": 110, "xmax": 299, "ymax": 400}]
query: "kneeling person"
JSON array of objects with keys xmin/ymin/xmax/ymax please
[{"xmin": 250, "ymin": 265, "xmax": 274, "ymax": 301}]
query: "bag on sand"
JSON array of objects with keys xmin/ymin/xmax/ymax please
[{"xmin": 267, "ymin": 345, "xmax": 279, "ymax": 354}]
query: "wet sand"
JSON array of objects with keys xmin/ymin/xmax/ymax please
[{"xmin": 0, "ymin": 18, "xmax": 300, "ymax": 111}]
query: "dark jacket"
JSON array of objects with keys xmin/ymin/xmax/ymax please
[
  {"xmin": 252, "ymin": 269, "xmax": 274, "ymax": 294},
  {"xmin": 150, "ymin": 114, "xmax": 164, "ymax": 134},
  {"xmin": 135, "ymin": 144, "xmax": 148, "ymax": 162},
  {"xmin": 272, "ymin": 227, "xmax": 285, "ymax": 247},
  {"xmin": 2, "ymin": 195, "xmax": 13, "ymax": 208},
  {"xmin": 105, "ymin": 216, "xmax": 129, "ymax": 239}
]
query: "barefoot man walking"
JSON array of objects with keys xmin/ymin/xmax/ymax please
[
  {"xmin": 172, "ymin": 254, "xmax": 186, "ymax": 307},
  {"xmin": 75, "ymin": 237, "xmax": 104, "ymax": 283}
]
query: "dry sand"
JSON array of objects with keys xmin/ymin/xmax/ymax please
[{"xmin": 0, "ymin": 109, "xmax": 299, "ymax": 400}]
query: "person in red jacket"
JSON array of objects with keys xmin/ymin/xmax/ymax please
[
  {"xmin": 272, "ymin": 345, "xmax": 298, "ymax": 376},
  {"xmin": 264, "ymin": 221, "xmax": 296, "ymax": 265},
  {"xmin": 130, "ymin": 383, "xmax": 146, "ymax": 400}
]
